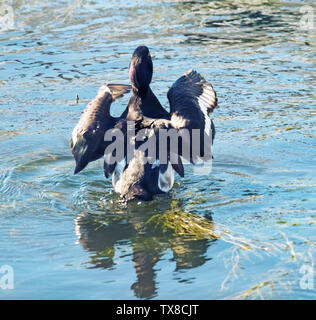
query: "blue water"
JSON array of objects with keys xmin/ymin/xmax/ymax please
[{"xmin": 0, "ymin": 0, "xmax": 315, "ymax": 299}]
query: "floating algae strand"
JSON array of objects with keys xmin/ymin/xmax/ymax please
[
  {"xmin": 145, "ymin": 201, "xmax": 220, "ymax": 241},
  {"xmin": 144, "ymin": 200, "xmax": 277, "ymax": 253}
]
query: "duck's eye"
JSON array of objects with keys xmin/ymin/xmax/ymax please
[{"xmin": 148, "ymin": 52, "xmax": 151, "ymax": 57}]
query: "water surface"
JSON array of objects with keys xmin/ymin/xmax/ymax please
[{"xmin": 0, "ymin": 0, "xmax": 315, "ymax": 299}]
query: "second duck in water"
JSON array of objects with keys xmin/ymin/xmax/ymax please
[{"xmin": 71, "ymin": 46, "xmax": 218, "ymax": 201}]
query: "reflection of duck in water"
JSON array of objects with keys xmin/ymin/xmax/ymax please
[
  {"xmin": 75, "ymin": 200, "xmax": 217, "ymax": 299},
  {"xmin": 71, "ymin": 46, "xmax": 218, "ymax": 201}
]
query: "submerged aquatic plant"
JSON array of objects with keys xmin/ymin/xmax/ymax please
[{"xmin": 145, "ymin": 200, "xmax": 219, "ymax": 241}]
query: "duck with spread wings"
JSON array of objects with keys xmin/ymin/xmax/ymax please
[{"xmin": 70, "ymin": 46, "xmax": 218, "ymax": 201}]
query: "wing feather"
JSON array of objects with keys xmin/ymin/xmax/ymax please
[
  {"xmin": 70, "ymin": 84, "xmax": 131, "ymax": 174},
  {"xmin": 166, "ymin": 70, "xmax": 217, "ymax": 163},
  {"xmin": 132, "ymin": 71, "xmax": 217, "ymax": 177}
]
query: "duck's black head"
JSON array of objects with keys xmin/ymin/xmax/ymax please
[{"xmin": 129, "ymin": 46, "xmax": 153, "ymax": 93}]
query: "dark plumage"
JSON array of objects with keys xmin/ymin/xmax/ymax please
[
  {"xmin": 70, "ymin": 84, "xmax": 131, "ymax": 174},
  {"xmin": 71, "ymin": 46, "xmax": 218, "ymax": 201}
]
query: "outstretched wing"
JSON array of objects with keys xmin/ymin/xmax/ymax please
[
  {"xmin": 125, "ymin": 70, "xmax": 217, "ymax": 180},
  {"xmin": 70, "ymin": 84, "xmax": 131, "ymax": 174},
  {"xmin": 167, "ymin": 69, "xmax": 218, "ymax": 163}
]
